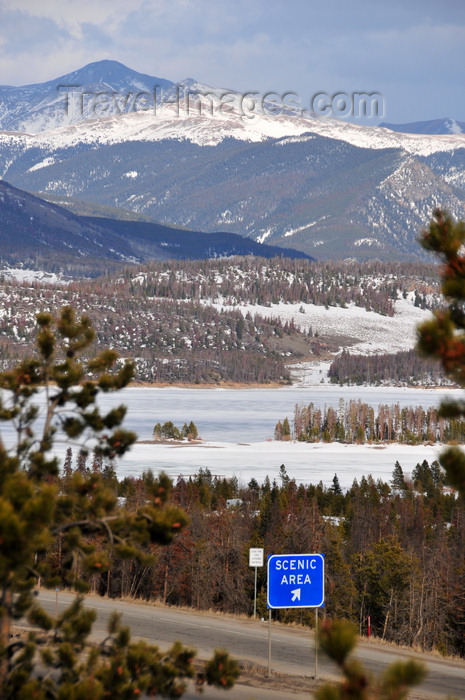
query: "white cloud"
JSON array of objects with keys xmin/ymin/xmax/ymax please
[
  {"xmin": 2, "ymin": 0, "xmax": 134, "ymax": 30},
  {"xmin": 0, "ymin": 0, "xmax": 464, "ymax": 122}
]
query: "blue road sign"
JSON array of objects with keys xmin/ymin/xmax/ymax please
[{"xmin": 267, "ymin": 553, "xmax": 324, "ymax": 609}]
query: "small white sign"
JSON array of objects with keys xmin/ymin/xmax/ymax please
[{"xmin": 249, "ymin": 548, "xmax": 264, "ymax": 567}]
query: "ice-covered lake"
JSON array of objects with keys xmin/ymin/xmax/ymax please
[
  {"xmin": 3, "ymin": 383, "xmax": 461, "ymax": 489},
  {"xmin": 92, "ymin": 384, "xmax": 461, "ymax": 489}
]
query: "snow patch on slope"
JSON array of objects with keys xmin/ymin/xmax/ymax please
[
  {"xmin": 0, "ymin": 268, "xmax": 69, "ymax": 284},
  {"xmin": 219, "ymin": 298, "xmax": 428, "ymax": 354},
  {"xmin": 28, "ymin": 157, "xmax": 55, "ymax": 172},
  {"xmin": 284, "ymin": 222, "xmax": 316, "ymax": 237}
]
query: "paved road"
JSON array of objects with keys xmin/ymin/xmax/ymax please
[{"xmin": 36, "ymin": 591, "xmax": 465, "ymax": 699}]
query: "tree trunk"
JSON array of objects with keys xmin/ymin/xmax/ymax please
[
  {"xmin": 163, "ymin": 562, "xmax": 169, "ymax": 604},
  {"xmin": 382, "ymin": 589, "xmax": 394, "ymax": 640},
  {"xmin": 0, "ymin": 588, "xmax": 12, "ymax": 685}
]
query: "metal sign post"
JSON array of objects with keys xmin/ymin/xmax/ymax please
[
  {"xmin": 315, "ymin": 607, "xmax": 318, "ymax": 679},
  {"xmin": 267, "ymin": 553, "xmax": 324, "ymax": 679},
  {"xmin": 268, "ymin": 608, "xmax": 272, "ymax": 677},
  {"xmin": 249, "ymin": 548, "xmax": 264, "ymax": 618},
  {"xmin": 254, "ymin": 566, "xmax": 258, "ymax": 618}
]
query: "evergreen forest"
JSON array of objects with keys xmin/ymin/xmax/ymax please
[{"xmin": 54, "ymin": 452, "xmax": 465, "ymax": 659}]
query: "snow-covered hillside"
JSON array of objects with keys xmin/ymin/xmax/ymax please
[
  {"xmin": 220, "ymin": 295, "xmax": 429, "ymax": 355},
  {"xmin": 1, "ymin": 102, "xmax": 464, "ymax": 157},
  {"xmin": 210, "ymin": 293, "xmax": 432, "ymax": 386},
  {"xmin": 0, "ymin": 255, "xmax": 442, "ymax": 388},
  {"xmin": 1, "ymin": 103, "xmax": 464, "ymax": 262}
]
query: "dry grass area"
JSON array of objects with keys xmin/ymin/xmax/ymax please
[
  {"xmin": 235, "ymin": 661, "xmax": 326, "ymax": 695},
  {"xmin": 203, "ymin": 660, "xmax": 444, "ymax": 699}
]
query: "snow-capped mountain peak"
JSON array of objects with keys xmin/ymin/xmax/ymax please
[
  {"xmin": 1, "ymin": 60, "xmax": 464, "ymax": 158},
  {"xmin": 0, "ymin": 60, "xmax": 173, "ymax": 133}
]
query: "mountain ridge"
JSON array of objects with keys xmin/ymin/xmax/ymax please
[
  {"xmin": 1, "ymin": 60, "xmax": 465, "ymax": 262},
  {"xmin": 0, "ymin": 179, "xmax": 312, "ymax": 276},
  {"xmin": 380, "ymin": 117, "xmax": 465, "ymax": 135}
]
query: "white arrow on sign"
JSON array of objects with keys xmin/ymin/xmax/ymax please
[{"xmin": 291, "ymin": 588, "xmax": 301, "ymax": 602}]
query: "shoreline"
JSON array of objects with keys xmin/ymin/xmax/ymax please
[
  {"xmin": 127, "ymin": 380, "xmax": 457, "ymax": 391},
  {"xmin": 128, "ymin": 380, "xmax": 291, "ymax": 390}
]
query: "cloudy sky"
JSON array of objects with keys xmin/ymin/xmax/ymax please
[{"xmin": 1, "ymin": 0, "xmax": 464, "ymax": 124}]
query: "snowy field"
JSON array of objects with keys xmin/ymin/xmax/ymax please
[
  {"xmin": 0, "ymin": 268, "xmax": 68, "ymax": 284},
  {"xmin": 117, "ymin": 438, "xmax": 441, "ymax": 491}
]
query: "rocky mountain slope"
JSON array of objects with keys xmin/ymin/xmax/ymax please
[{"xmin": 1, "ymin": 60, "xmax": 465, "ymax": 261}]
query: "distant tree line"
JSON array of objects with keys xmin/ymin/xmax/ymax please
[
  {"xmin": 276, "ymin": 399, "xmax": 465, "ymax": 444},
  {"xmin": 125, "ymin": 257, "xmax": 440, "ymax": 316},
  {"xmin": 328, "ymin": 349, "xmax": 451, "ymax": 386}
]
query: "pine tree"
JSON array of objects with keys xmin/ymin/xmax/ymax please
[
  {"xmin": 331, "ymin": 473, "xmax": 343, "ymax": 495},
  {"xmin": 187, "ymin": 420, "xmax": 198, "ymax": 439},
  {"xmin": 279, "ymin": 463, "xmax": 290, "ymax": 487},
  {"xmin": 0, "ymin": 307, "xmax": 239, "ymax": 696},
  {"xmin": 315, "ymin": 619, "xmax": 425, "ymax": 700},
  {"xmin": 417, "ymin": 209, "xmax": 465, "ymax": 499},
  {"xmin": 391, "ymin": 461, "xmax": 407, "ymax": 491},
  {"xmin": 274, "ymin": 419, "xmax": 283, "ymax": 440},
  {"xmin": 430, "ymin": 459, "xmax": 443, "ymax": 488},
  {"xmin": 63, "ymin": 446, "xmax": 73, "ymax": 480},
  {"xmin": 412, "ymin": 459, "xmax": 435, "ymax": 494},
  {"xmin": 282, "ymin": 416, "xmax": 291, "ymax": 440}
]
